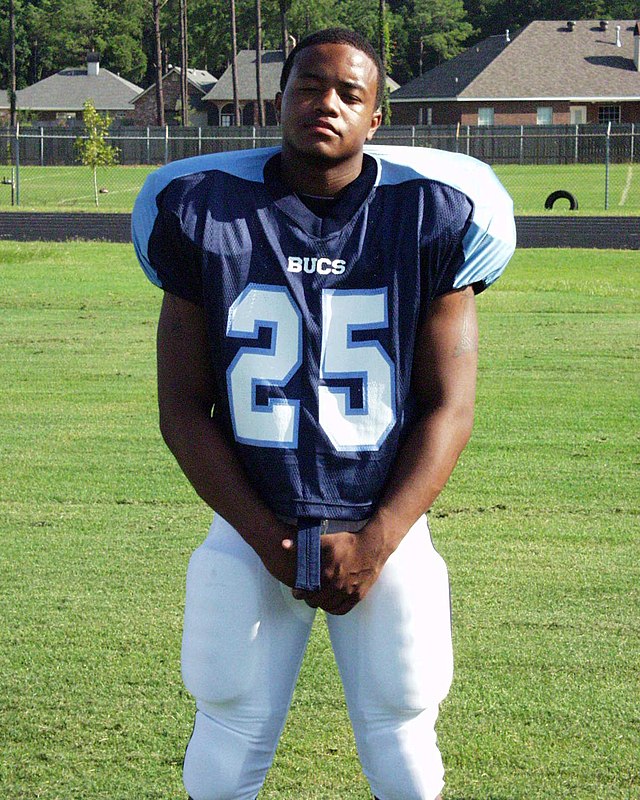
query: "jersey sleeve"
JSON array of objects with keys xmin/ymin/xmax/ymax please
[
  {"xmin": 369, "ymin": 146, "xmax": 516, "ymax": 300},
  {"xmin": 453, "ymin": 163, "xmax": 516, "ymax": 294},
  {"xmin": 131, "ymin": 168, "xmax": 204, "ymax": 306}
]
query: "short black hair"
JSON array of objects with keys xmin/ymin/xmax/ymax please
[{"xmin": 280, "ymin": 28, "xmax": 386, "ymax": 110}]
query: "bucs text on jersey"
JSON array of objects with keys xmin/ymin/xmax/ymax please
[{"xmin": 132, "ymin": 145, "xmax": 516, "ymax": 524}]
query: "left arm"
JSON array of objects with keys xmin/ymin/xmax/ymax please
[{"xmin": 296, "ymin": 285, "xmax": 478, "ymax": 614}]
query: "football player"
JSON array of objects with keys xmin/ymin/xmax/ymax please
[{"xmin": 132, "ymin": 27, "xmax": 515, "ymax": 800}]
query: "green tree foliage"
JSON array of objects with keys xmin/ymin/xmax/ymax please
[
  {"xmin": 1, "ymin": 0, "xmax": 637, "ymax": 101},
  {"xmin": 75, "ymin": 100, "xmax": 120, "ymax": 206}
]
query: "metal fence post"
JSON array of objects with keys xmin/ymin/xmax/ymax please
[
  {"xmin": 252, "ymin": 126, "xmax": 256, "ymax": 149},
  {"xmin": 519, "ymin": 125, "xmax": 524, "ymax": 164},
  {"xmin": 40, "ymin": 126, "xmax": 44, "ymax": 166},
  {"xmin": 164, "ymin": 125, "xmax": 169, "ymax": 164},
  {"xmin": 604, "ymin": 121, "xmax": 611, "ymax": 211},
  {"xmin": 631, "ymin": 123, "xmax": 635, "ymax": 164},
  {"xmin": 198, "ymin": 126, "xmax": 202, "ymax": 155},
  {"xmin": 14, "ymin": 122, "xmax": 20, "ymax": 206},
  {"xmin": 574, "ymin": 124, "xmax": 579, "ymax": 164},
  {"xmin": 466, "ymin": 125, "xmax": 470, "ymax": 156},
  {"xmin": 146, "ymin": 126, "xmax": 150, "ymax": 164},
  {"xmin": 411, "ymin": 125, "xmax": 415, "ymax": 147}
]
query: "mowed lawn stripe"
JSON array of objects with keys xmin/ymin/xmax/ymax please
[{"xmin": 0, "ymin": 243, "xmax": 638, "ymax": 799}]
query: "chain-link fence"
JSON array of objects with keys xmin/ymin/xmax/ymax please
[{"xmin": 0, "ymin": 123, "xmax": 638, "ymax": 214}]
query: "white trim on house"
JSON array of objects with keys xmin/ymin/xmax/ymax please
[{"xmin": 391, "ymin": 95, "xmax": 640, "ymax": 103}]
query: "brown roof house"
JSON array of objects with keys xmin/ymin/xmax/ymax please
[
  {"xmin": 203, "ymin": 50, "xmax": 402, "ymax": 127},
  {"xmin": 390, "ymin": 20, "xmax": 640, "ymax": 126},
  {"xmin": 129, "ymin": 66, "xmax": 217, "ymax": 126},
  {"xmin": 16, "ymin": 52, "xmax": 142, "ymax": 123},
  {"xmin": 203, "ymin": 50, "xmax": 285, "ymax": 126}
]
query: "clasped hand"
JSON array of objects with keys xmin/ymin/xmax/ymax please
[{"xmin": 290, "ymin": 529, "xmax": 387, "ymax": 615}]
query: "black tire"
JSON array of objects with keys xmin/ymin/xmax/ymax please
[{"xmin": 545, "ymin": 190, "xmax": 578, "ymax": 211}]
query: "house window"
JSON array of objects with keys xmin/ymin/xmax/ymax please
[
  {"xmin": 477, "ymin": 107, "xmax": 494, "ymax": 126},
  {"xmin": 418, "ymin": 107, "xmax": 433, "ymax": 125},
  {"xmin": 536, "ymin": 106, "xmax": 553, "ymax": 125},
  {"xmin": 570, "ymin": 106, "xmax": 587, "ymax": 125},
  {"xmin": 220, "ymin": 104, "xmax": 235, "ymax": 127},
  {"xmin": 598, "ymin": 106, "xmax": 621, "ymax": 124}
]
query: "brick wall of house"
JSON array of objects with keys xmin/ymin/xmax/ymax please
[
  {"xmin": 129, "ymin": 72, "xmax": 205, "ymax": 126},
  {"xmin": 391, "ymin": 99, "xmax": 640, "ymax": 126}
]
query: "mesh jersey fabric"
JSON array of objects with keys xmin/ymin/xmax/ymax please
[{"xmin": 132, "ymin": 145, "xmax": 516, "ymax": 522}]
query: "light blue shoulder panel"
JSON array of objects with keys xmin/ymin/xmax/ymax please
[
  {"xmin": 131, "ymin": 147, "xmax": 280, "ymax": 287},
  {"xmin": 365, "ymin": 145, "xmax": 516, "ymax": 289}
]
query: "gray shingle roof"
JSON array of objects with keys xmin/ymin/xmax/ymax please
[
  {"xmin": 0, "ymin": 90, "xmax": 9, "ymax": 109},
  {"xmin": 16, "ymin": 65, "xmax": 143, "ymax": 111},
  {"xmin": 133, "ymin": 66, "xmax": 217, "ymax": 104},
  {"xmin": 205, "ymin": 50, "xmax": 402, "ymax": 104},
  {"xmin": 390, "ymin": 35, "xmax": 508, "ymax": 100},
  {"xmin": 203, "ymin": 50, "xmax": 285, "ymax": 102},
  {"xmin": 392, "ymin": 20, "xmax": 640, "ymax": 102}
]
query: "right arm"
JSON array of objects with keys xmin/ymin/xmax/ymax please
[{"xmin": 156, "ymin": 291, "xmax": 297, "ymax": 586}]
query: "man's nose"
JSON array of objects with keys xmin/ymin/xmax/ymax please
[{"xmin": 315, "ymin": 88, "xmax": 340, "ymax": 115}]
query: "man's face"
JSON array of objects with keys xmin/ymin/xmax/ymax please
[{"xmin": 277, "ymin": 43, "xmax": 382, "ymax": 164}]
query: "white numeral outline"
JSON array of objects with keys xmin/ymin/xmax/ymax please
[
  {"xmin": 225, "ymin": 285, "xmax": 396, "ymax": 452},
  {"xmin": 226, "ymin": 284, "xmax": 302, "ymax": 448},
  {"xmin": 319, "ymin": 288, "xmax": 396, "ymax": 451}
]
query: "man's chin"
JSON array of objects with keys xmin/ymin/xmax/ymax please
[{"xmin": 286, "ymin": 139, "xmax": 353, "ymax": 166}]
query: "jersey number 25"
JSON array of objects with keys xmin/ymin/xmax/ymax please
[{"xmin": 226, "ymin": 284, "xmax": 396, "ymax": 452}]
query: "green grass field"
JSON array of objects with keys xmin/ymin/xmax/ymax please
[
  {"xmin": 1, "ymin": 242, "xmax": 638, "ymax": 799},
  {"xmin": 0, "ymin": 161, "xmax": 638, "ymax": 214}
]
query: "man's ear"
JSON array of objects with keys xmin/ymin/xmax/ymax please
[
  {"xmin": 275, "ymin": 92, "xmax": 282, "ymax": 122},
  {"xmin": 366, "ymin": 108, "xmax": 383, "ymax": 141}
]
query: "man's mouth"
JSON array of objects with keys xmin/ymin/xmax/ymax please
[{"xmin": 303, "ymin": 120, "xmax": 339, "ymax": 136}]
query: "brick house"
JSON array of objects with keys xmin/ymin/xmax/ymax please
[
  {"xmin": 203, "ymin": 50, "xmax": 284, "ymax": 126},
  {"xmin": 15, "ymin": 53, "xmax": 142, "ymax": 123},
  {"xmin": 390, "ymin": 20, "xmax": 640, "ymax": 126},
  {"xmin": 129, "ymin": 67, "xmax": 217, "ymax": 126},
  {"xmin": 0, "ymin": 90, "xmax": 8, "ymax": 124}
]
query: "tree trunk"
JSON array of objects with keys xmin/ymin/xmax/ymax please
[
  {"xmin": 180, "ymin": 0, "xmax": 189, "ymax": 126},
  {"xmin": 279, "ymin": 0, "xmax": 289, "ymax": 59},
  {"xmin": 153, "ymin": 0, "xmax": 165, "ymax": 126},
  {"xmin": 255, "ymin": 0, "xmax": 265, "ymax": 127},
  {"xmin": 230, "ymin": 0, "xmax": 241, "ymax": 125},
  {"xmin": 9, "ymin": 0, "xmax": 17, "ymax": 128}
]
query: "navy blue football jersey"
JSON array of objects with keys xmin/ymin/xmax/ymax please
[{"xmin": 133, "ymin": 145, "xmax": 515, "ymax": 523}]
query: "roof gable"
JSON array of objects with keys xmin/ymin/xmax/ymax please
[
  {"xmin": 467, "ymin": 20, "xmax": 640, "ymax": 99},
  {"xmin": 391, "ymin": 34, "xmax": 508, "ymax": 100},
  {"xmin": 392, "ymin": 20, "xmax": 640, "ymax": 102},
  {"xmin": 132, "ymin": 67, "xmax": 217, "ymax": 105},
  {"xmin": 203, "ymin": 50, "xmax": 284, "ymax": 102},
  {"xmin": 17, "ymin": 66, "xmax": 143, "ymax": 111}
]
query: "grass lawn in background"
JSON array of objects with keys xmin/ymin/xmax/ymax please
[
  {"xmin": 0, "ymin": 242, "xmax": 638, "ymax": 799},
  {"xmin": 0, "ymin": 162, "xmax": 637, "ymax": 214}
]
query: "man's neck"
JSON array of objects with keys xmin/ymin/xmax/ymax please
[{"xmin": 279, "ymin": 145, "xmax": 364, "ymax": 197}]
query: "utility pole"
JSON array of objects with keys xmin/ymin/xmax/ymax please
[
  {"xmin": 230, "ymin": 0, "xmax": 241, "ymax": 125},
  {"xmin": 9, "ymin": 0, "xmax": 17, "ymax": 127}
]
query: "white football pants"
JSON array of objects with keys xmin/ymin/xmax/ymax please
[{"xmin": 182, "ymin": 514, "xmax": 453, "ymax": 800}]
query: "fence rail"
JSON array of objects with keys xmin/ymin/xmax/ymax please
[
  {"xmin": 0, "ymin": 123, "xmax": 638, "ymax": 214},
  {"xmin": 1, "ymin": 122, "xmax": 638, "ymax": 166}
]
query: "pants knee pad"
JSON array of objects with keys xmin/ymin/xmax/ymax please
[
  {"xmin": 182, "ymin": 544, "xmax": 261, "ymax": 704},
  {"xmin": 184, "ymin": 710, "xmax": 262, "ymax": 800},
  {"xmin": 361, "ymin": 708, "xmax": 445, "ymax": 800}
]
